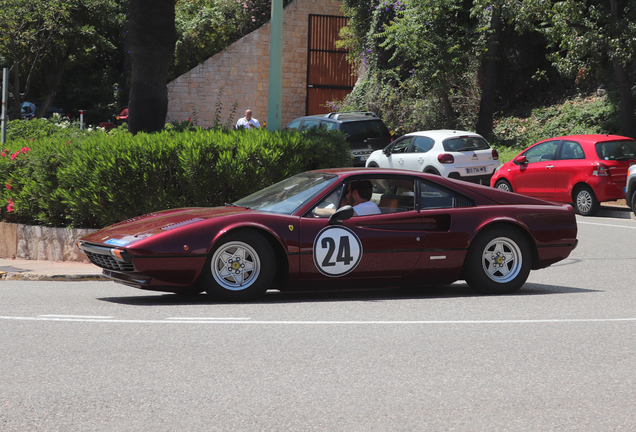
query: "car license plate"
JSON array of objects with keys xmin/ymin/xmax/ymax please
[
  {"xmin": 360, "ymin": 156, "xmax": 368, "ymax": 161},
  {"xmin": 466, "ymin": 166, "xmax": 486, "ymax": 174}
]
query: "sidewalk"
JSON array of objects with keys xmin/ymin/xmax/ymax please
[{"xmin": 0, "ymin": 258, "xmax": 107, "ymax": 281}]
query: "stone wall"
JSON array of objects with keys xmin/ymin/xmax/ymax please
[
  {"xmin": 166, "ymin": 0, "xmax": 344, "ymax": 128},
  {"xmin": 0, "ymin": 222, "xmax": 96, "ymax": 262}
]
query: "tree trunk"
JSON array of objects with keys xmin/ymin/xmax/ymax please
[
  {"xmin": 35, "ymin": 57, "xmax": 66, "ymax": 118},
  {"xmin": 609, "ymin": 0, "xmax": 636, "ymax": 139},
  {"xmin": 128, "ymin": 0, "xmax": 176, "ymax": 134},
  {"xmin": 475, "ymin": 8, "xmax": 502, "ymax": 138},
  {"xmin": 612, "ymin": 59, "xmax": 636, "ymax": 139}
]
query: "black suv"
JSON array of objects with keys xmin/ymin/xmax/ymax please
[{"xmin": 285, "ymin": 112, "xmax": 392, "ymax": 166}]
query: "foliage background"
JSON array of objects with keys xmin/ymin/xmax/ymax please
[{"xmin": 0, "ymin": 127, "xmax": 350, "ymax": 228}]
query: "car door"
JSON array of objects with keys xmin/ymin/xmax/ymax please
[
  {"xmin": 410, "ymin": 178, "xmax": 475, "ymax": 282},
  {"xmin": 553, "ymin": 140, "xmax": 586, "ymax": 200},
  {"xmin": 401, "ymin": 136, "xmax": 435, "ymax": 171},
  {"xmin": 383, "ymin": 136, "xmax": 413, "ymax": 168},
  {"xmin": 298, "ymin": 176, "xmax": 423, "ymax": 283},
  {"xmin": 512, "ymin": 140, "xmax": 560, "ymax": 198}
]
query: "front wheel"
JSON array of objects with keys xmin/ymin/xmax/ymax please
[
  {"xmin": 464, "ymin": 226, "xmax": 532, "ymax": 294},
  {"xmin": 201, "ymin": 230, "xmax": 276, "ymax": 301},
  {"xmin": 573, "ymin": 185, "xmax": 599, "ymax": 216},
  {"xmin": 494, "ymin": 179, "xmax": 513, "ymax": 192}
]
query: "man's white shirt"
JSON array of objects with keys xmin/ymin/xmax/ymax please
[{"xmin": 236, "ymin": 117, "xmax": 260, "ymax": 129}]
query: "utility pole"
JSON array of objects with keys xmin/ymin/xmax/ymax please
[
  {"xmin": 267, "ymin": 0, "xmax": 283, "ymax": 131},
  {"xmin": 1, "ymin": 68, "xmax": 8, "ymax": 145}
]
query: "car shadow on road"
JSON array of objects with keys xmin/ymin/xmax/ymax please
[{"xmin": 98, "ymin": 282, "xmax": 600, "ymax": 306}]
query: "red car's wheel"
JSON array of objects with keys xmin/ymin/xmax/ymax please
[
  {"xmin": 494, "ymin": 179, "xmax": 513, "ymax": 193},
  {"xmin": 464, "ymin": 226, "xmax": 532, "ymax": 294},
  {"xmin": 201, "ymin": 230, "xmax": 275, "ymax": 301},
  {"xmin": 573, "ymin": 185, "xmax": 599, "ymax": 216},
  {"xmin": 630, "ymin": 189, "xmax": 636, "ymax": 216}
]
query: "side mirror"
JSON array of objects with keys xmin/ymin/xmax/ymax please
[
  {"xmin": 383, "ymin": 148, "xmax": 391, "ymax": 156},
  {"xmin": 328, "ymin": 205, "xmax": 354, "ymax": 225},
  {"xmin": 515, "ymin": 155, "xmax": 528, "ymax": 165}
]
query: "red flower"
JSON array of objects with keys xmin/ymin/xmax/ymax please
[
  {"xmin": 21, "ymin": 147, "xmax": 30, "ymax": 153},
  {"xmin": 5, "ymin": 183, "xmax": 12, "ymax": 190},
  {"xmin": 7, "ymin": 198, "xmax": 14, "ymax": 212}
]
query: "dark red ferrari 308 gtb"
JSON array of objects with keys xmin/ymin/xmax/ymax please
[{"xmin": 78, "ymin": 168, "xmax": 578, "ymax": 300}]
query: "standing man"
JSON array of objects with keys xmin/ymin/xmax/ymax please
[{"xmin": 236, "ymin": 109, "xmax": 260, "ymax": 130}]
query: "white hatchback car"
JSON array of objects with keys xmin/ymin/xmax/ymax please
[{"xmin": 365, "ymin": 130, "xmax": 500, "ymax": 184}]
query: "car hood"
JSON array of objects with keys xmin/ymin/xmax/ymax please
[{"xmin": 80, "ymin": 206, "xmax": 250, "ymax": 247}]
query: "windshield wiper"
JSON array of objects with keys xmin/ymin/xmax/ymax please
[{"xmin": 225, "ymin": 203, "xmax": 250, "ymax": 209}]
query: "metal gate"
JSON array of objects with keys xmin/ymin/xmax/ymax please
[{"xmin": 306, "ymin": 15, "xmax": 357, "ymax": 115}]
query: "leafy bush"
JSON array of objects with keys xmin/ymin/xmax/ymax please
[
  {"xmin": 0, "ymin": 128, "xmax": 349, "ymax": 228},
  {"xmin": 3, "ymin": 116, "xmax": 125, "ymax": 143}
]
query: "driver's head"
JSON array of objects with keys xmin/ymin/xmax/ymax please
[{"xmin": 347, "ymin": 180, "xmax": 373, "ymax": 203}]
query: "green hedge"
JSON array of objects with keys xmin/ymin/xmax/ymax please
[{"xmin": 0, "ymin": 128, "xmax": 350, "ymax": 228}]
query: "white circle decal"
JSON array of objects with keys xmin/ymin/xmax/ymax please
[{"xmin": 313, "ymin": 226, "xmax": 363, "ymax": 277}]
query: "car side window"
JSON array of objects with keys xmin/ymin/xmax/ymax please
[
  {"xmin": 309, "ymin": 177, "xmax": 415, "ymax": 217},
  {"xmin": 524, "ymin": 141, "xmax": 559, "ymax": 163},
  {"xmin": 410, "ymin": 137, "xmax": 434, "ymax": 153},
  {"xmin": 301, "ymin": 120, "xmax": 320, "ymax": 131},
  {"xmin": 559, "ymin": 141, "xmax": 585, "ymax": 160},
  {"xmin": 319, "ymin": 121, "xmax": 337, "ymax": 131},
  {"xmin": 286, "ymin": 120, "xmax": 301, "ymax": 130},
  {"xmin": 390, "ymin": 137, "xmax": 413, "ymax": 154},
  {"xmin": 419, "ymin": 180, "xmax": 474, "ymax": 210}
]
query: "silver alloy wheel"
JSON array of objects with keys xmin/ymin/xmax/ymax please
[
  {"xmin": 481, "ymin": 236, "xmax": 523, "ymax": 284},
  {"xmin": 210, "ymin": 241, "xmax": 261, "ymax": 291},
  {"xmin": 496, "ymin": 181, "xmax": 511, "ymax": 192},
  {"xmin": 576, "ymin": 189, "xmax": 593, "ymax": 214}
]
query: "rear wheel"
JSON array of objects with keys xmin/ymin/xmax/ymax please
[
  {"xmin": 367, "ymin": 162, "xmax": 379, "ymax": 167},
  {"xmin": 464, "ymin": 226, "xmax": 532, "ymax": 294},
  {"xmin": 631, "ymin": 189, "xmax": 636, "ymax": 216},
  {"xmin": 494, "ymin": 179, "xmax": 513, "ymax": 192},
  {"xmin": 201, "ymin": 230, "xmax": 275, "ymax": 301},
  {"xmin": 573, "ymin": 185, "xmax": 600, "ymax": 216}
]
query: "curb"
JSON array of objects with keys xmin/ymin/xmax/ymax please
[{"xmin": 0, "ymin": 272, "xmax": 109, "ymax": 282}]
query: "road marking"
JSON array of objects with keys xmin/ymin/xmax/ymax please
[
  {"xmin": 578, "ymin": 221, "xmax": 636, "ymax": 229},
  {"xmin": 38, "ymin": 314, "xmax": 114, "ymax": 319},
  {"xmin": 2, "ymin": 316, "xmax": 636, "ymax": 324},
  {"xmin": 165, "ymin": 317, "xmax": 251, "ymax": 320}
]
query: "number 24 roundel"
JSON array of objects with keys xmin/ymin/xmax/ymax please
[{"xmin": 313, "ymin": 226, "xmax": 363, "ymax": 277}]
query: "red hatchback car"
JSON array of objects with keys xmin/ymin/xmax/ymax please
[{"xmin": 491, "ymin": 134, "xmax": 636, "ymax": 216}]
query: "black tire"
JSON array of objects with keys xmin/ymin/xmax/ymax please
[
  {"xmin": 631, "ymin": 189, "xmax": 636, "ymax": 216},
  {"xmin": 573, "ymin": 185, "xmax": 600, "ymax": 216},
  {"xmin": 494, "ymin": 179, "xmax": 513, "ymax": 193},
  {"xmin": 367, "ymin": 162, "xmax": 379, "ymax": 167},
  {"xmin": 464, "ymin": 225, "xmax": 532, "ymax": 294},
  {"xmin": 200, "ymin": 230, "xmax": 276, "ymax": 301}
]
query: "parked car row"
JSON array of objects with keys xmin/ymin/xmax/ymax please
[{"xmin": 289, "ymin": 112, "xmax": 636, "ymax": 217}]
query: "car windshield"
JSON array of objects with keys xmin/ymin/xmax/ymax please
[
  {"xmin": 595, "ymin": 140, "xmax": 636, "ymax": 161},
  {"xmin": 443, "ymin": 136, "xmax": 490, "ymax": 152},
  {"xmin": 233, "ymin": 172, "xmax": 339, "ymax": 214}
]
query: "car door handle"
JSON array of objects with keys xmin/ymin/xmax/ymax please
[
  {"xmin": 399, "ymin": 158, "xmax": 404, "ymax": 164},
  {"xmin": 418, "ymin": 158, "xmax": 424, "ymax": 163},
  {"xmin": 546, "ymin": 165, "xmax": 554, "ymax": 169}
]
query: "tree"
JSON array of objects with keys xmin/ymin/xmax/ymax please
[
  {"xmin": 128, "ymin": 0, "xmax": 177, "ymax": 134},
  {"xmin": 0, "ymin": 0, "xmax": 70, "ymax": 119},
  {"xmin": 537, "ymin": 0, "xmax": 636, "ymax": 138}
]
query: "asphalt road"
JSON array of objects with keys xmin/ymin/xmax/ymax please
[{"xmin": 1, "ymin": 214, "xmax": 635, "ymax": 431}]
